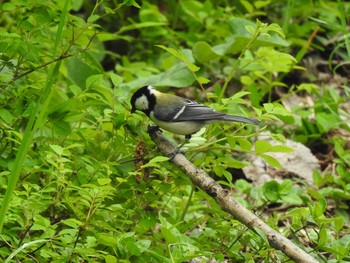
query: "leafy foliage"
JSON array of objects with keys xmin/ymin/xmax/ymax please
[{"xmin": 0, "ymin": 0, "xmax": 350, "ymax": 262}]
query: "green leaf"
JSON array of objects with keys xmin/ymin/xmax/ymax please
[
  {"xmin": 180, "ymin": 0, "xmax": 206, "ymax": 23},
  {"xmin": 124, "ymin": 237, "xmax": 141, "ymax": 256},
  {"xmin": 86, "ymin": 74, "xmax": 104, "ymax": 89},
  {"xmin": 316, "ymin": 112, "xmax": 339, "ymax": 133},
  {"xmin": 281, "ymin": 193, "xmax": 303, "ymax": 205},
  {"xmin": 193, "ymin": 41, "xmax": 220, "ymax": 63},
  {"xmin": 66, "ymin": 56, "xmax": 102, "ymax": 88},
  {"xmin": 237, "ymin": 138, "xmax": 253, "ymax": 151},
  {"xmin": 314, "ymin": 198, "xmax": 327, "ymax": 218},
  {"xmin": 109, "ymin": 72, "xmax": 123, "ymax": 86},
  {"xmin": 61, "ymin": 218, "xmax": 83, "ymax": 228},
  {"xmin": 160, "ymin": 225, "xmax": 178, "ymax": 244},
  {"xmin": 263, "ymin": 181, "xmax": 280, "ymax": 202},
  {"xmin": 197, "ymin": 76, "xmax": 210, "ymax": 84},
  {"xmin": 32, "ymin": 215, "xmax": 51, "ymax": 231},
  {"xmin": 156, "ymin": 45, "xmax": 200, "ymax": 72},
  {"xmin": 87, "ymin": 14, "xmax": 100, "ymax": 23},
  {"xmin": 142, "ymin": 156, "xmax": 169, "ymax": 168},
  {"xmin": 51, "ymin": 119, "xmax": 72, "ymax": 136},
  {"xmin": 49, "ymin": 144, "xmax": 64, "ymax": 155},
  {"xmin": 104, "ymin": 255, "xmax": 117, "ymax": 263},
  {"xmin": 97, "ymin": 234, "xmax": 118, "ymax": 247},
  {"xmin": 2, "ymin": 2, "xmax": 16, "ymax": 10},
  {"xmin": 263, "ymin": 103, "xmax": 292, "ymax": 116},
  {"xmin": 279, "ymin": 180, "xmax": 293, "ymax": 195},
  {"xmin": 210, "ymin": 18, "xmax": 289, "ymax": 57},
  {"xmin": 98, "ymin": 178, "xmax": 112, "ymax": 185},
  {"xmin": 269, "ymin": 145, "xmax": 294, "ymax": 153},
  {"xmin": 255, "ymin": 140, "xmax": 272, "ymax": 153},
  {"xmin": 333, "ymin": 217, "xmax": 344, "ymax": 232},
  {"xmin": 0, "ymin": 109, "xmax": 14, "ymax": 123},
  {"xmin": 259, "ymin": 153, "xmax": 282, "ymax": 168},
  {"xmin": 318, "ymin": 227, "xmax": 328, "ymax": 247}
]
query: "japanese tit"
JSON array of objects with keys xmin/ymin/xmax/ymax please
[{"xmin": 131, "ymin": 86, "xmax": 259, "ymax": 140}]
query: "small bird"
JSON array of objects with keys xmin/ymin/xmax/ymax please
[{"xmin": 130, "ymin": 86, "xmax": 259, "ymax": 142}]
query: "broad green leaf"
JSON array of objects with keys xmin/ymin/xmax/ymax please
[
  {"xmin": 263, "ymin": 103, "xmax": 292, "ymax": 116},
  {"xmin": 86, "ymin": 74, "xmax": 104, "ymax": 89},
  {"xmin": 156, "ymin": 45, "xmax": 200, "ymax": 72},
  {"xmin": 281, "ymin": 193, "xmax": 303, "ymax": 205},
  {"xmin": 210, "ymin": 18, "xmax": 289, "ymax": 57},
  {"xmin": 227, "ymin": 136, "xmax": 237, "ymax": 148},
  {"xmin": 259, "ymin": 153, "xmax": 282, "ymax": 168},
  {"xmin": 193, "ymin": 41, "xmax": 220, "ymax": 63},
  {"xmin": 142, "ymin": 156, "xmax": 169, "ymax": 168},
  {"xmin": 235, "ymin": 179, "xmax": 252, "ymax": 193},
  {"xmin": 240, "ymin": 0, "xmax": 254, "ymax": 13},
  {"xmin": 32, "ymin": 215, "xmax": 51, "ymax": 231},
  {"xmin": 124, "ymin": 237, "xmax": 141, "ymax": 256},
  {"xmin": 255, "ymin": 140, "xmax": 272, "ymax": 153},
  {"xmin": 61, "ymin": 218, "xmax": 83, "ymax": 228},
  {"xmin": 87, "ymin": 14, "xmax": 100, "ymax": 23},
  {"xmin": 297, "ymin": 83, "xmax": 319, "ymax": 93},
  {"xmin": 65, "ymin": 56, "xmax": 101, "ymax": 88},
  {"xmin": 279, "ymin": 180, "xmax": 293, "ymax": 195},
  {"xmin": 226, "ymin": 159, "xmax": 249, "ymax": 169},
  {"xmin": 237, "ymin": 138, "xmax": 253, "ymax": 151},
  {"xmin": 333, "ymin": 217, "xmax": 344, "ymax": 232},
  {"xmin": 160, "ymin": 226, "xmax": 178, "ymax": 244},
  {"xmin": 316, "ymin": 112, "xmax": 339, "ymax": 133},
  {"xmin": 105, "ymin": 255, "xmax": 117, "ymax": 263},
  {"xmin": 136, "ymin": 240, "xmax": 152, "ymax": 253},
  {"xmin": 98, "ymin": 178, "xmax": 112, "ymax": 185},
  {"xmin": 109, "ymin": 72, "xmax": 123, "ymax": 86},
  {"xmin": 180, "ymin": 0, "xmax": 206, "ymax": 23},
  {"xmin": 197, "ymin": 76, "xmax": 210, "ymax": 84},
  {"xmin": 263, "ymin": 180, "xmax": 280, "ymax": 202},
  {"xmin": 263, "ymin": 103, "xmax": 274, "ymax": 112},
  {"xmin": 2, "ymin": 2, "xmax": 16, "ymax": 10},
  {"xmin": 0, "ymin": 109, "xmax": 14, "ymax": 123},
  {"xmin": 49, "ymin": 144, "xmax": 64, "ymax": 155},
  {"xmin": 318, "ymin": 227, "xmax": 328, "ymax": 247},
  {"xmin": 97, "ymin": 234, "xmax": 118, "ymax": 247},
  {"xmin": 314, "ymin": 198, "xmax": 327, "ymax": 218},
  {"xmin": 269, "ymin": 145, "xmax": 294, "ymax": 153},
  {"xmin": 51, "ymin": 119, "xmax": 72, "ymax": 136},
  {"xmin": 223, "ymin": 170, "xmax": 233, "ymax": 183}
]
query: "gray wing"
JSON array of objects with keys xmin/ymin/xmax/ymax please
[{"xmin": 155, "ymin": 100, "xmax": 226, "ymax": 122}]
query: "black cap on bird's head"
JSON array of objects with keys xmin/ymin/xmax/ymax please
[{"xmin": 130, "ymin": 86, "xmax": 156, "ymax": 116}]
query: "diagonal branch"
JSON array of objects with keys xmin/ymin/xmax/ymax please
[{"xmin": 147, "ymin": 126, "xmax": 319, "ymax": 263}]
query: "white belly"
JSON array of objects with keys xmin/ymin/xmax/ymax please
[{"xmin": 151, "ymin": 117, "xmax": 205, "ymax": 135}]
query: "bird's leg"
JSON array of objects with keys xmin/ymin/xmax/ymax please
[
  {"xmin": 178, "ymin": 134, "xmax": 192, "ymax": 151},
  {"xmin": 169, "ymin": 134, "xmax": 191, "ymax": 160},
  {"xmin": 148, "ymin": 125, "xmax": 161, "ymax": 133}
]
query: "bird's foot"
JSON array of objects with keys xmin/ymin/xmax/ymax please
[
  {"xmin": 168, "ymin": 137, "xmax": 190, "ymax": 160},
  {"xmin": 147, "ymin": 125, "xmax": 161, "ymax": 134}
]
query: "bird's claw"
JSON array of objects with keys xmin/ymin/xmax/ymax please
[
  {"xmin": 168, "ymin": 147, "xmax": 185, "ymax": 160},
  {"xmin": 147, "ymin": 125, "xmax": 161, "ymax": 133}
]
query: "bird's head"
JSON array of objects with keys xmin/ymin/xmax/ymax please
[{"xmin": 130, "ymin": 86, "xmax": 156, "ymax": 116}]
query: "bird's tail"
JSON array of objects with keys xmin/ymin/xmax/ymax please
[{"xmin": 223, "ymin": 115, "xmax": 260, "ymax": 125}]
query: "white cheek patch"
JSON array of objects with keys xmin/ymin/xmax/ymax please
[{"xmin": 135, "ymin": 94, "xmax": 149, "ymax": 110}]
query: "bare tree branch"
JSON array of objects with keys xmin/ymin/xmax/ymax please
[{"xmin": 147, "ymin": 126, "xmax": 319, "ymax": 263}]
